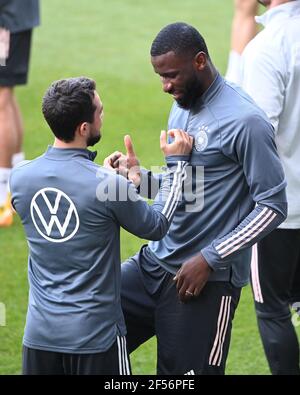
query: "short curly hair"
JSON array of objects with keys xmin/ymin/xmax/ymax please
[
  {"xmin": 42, "ymin": 77, "xmax": 96, "ymax": 142},
  {"xmin": 151, "ymin": 22, "xmax": 210, "ymax": 58}
]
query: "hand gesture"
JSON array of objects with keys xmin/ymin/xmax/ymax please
[
  {"xmin": 160, "ymin": 129, "xmax": 193, "ymax": 157},
  {"xmin": 103, "ymin": 135, "xmax": 141, "ymax": 187}
]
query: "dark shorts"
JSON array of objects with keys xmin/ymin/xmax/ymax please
[
  {"xmin": 121, "ymin": 247, "xmax": 241, "ymax": 375},
  {"xmin": 22, "ymin": 336, "xmax": 131, "ymax": 375},
  {"xmin": 0, "ymin": 30, "xmax": 33, "ymax": 87}
]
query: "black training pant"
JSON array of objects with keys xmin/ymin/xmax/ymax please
[
  {"xmin": 251, "ymin": 229, "xmax": 300, "ymax": 375},
  {"xmin": 121, "ymin": 253, "xmax": 241, "ymax": 375}
]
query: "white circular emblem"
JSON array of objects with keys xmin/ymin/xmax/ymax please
[
  {"xmin": 195, "ymin": 126, "xmax": 209, "ymax": 152},
  {"xmin": 30, "ymin": 187, "xmax": 80, "ymax": 243}
]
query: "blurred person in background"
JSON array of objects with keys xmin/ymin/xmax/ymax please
[
  {"xmin": 242, "ymin": 0, "xmax": 300, "ymax": 375},
  {"xmin": 0, "ymin": 0, "xmax": 40, "ymax": 227},
  {"xmin": 225, "ymin": 0, "xmax": 259, "ymax": 85}
]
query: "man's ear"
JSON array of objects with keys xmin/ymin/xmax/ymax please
[
  {"xmin": 78, "ymin": 122, "xmax": 89, "ymax": 138},
  {"xmin": 194, "ymin": 51, "xmax": 207, "ymax": 71}
]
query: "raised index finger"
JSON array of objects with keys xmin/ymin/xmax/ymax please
[{"xmin": 124, "ymin": 135, "xmax": 136, "ymax": 157}]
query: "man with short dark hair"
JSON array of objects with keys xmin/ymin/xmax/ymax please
[
  {"xmin": 9, "ymin": 76, "xmax": 192, "ymax": 375},
  {"xmin": 242, "ymin": 0, "xmax": 300, "ymax": 375},
  {"xmin": 0, "ymin": 0, "xmax": 40, "ymax": 227},
  {"xmin": 106, "ymin": 22, "xmax": 288, "ymax": 374}
]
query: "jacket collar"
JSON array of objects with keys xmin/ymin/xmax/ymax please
[
  {"xmin": 188, "ymin": 72, "xmax": 224, "ymax": 114},
  {"xmin": 44, "ymin": 146, "xmax": 97, "ymax": 161},
  {"xmin": 200, "ymin": 72, "xmax": 224, "ymax": 104},
  {"xmin": 256, "ymin": 1, "xmax": 300, "ymax": 27}
]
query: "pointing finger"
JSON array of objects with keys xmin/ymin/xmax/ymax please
[{"xmin": 124, "ymin": 135, "xmax": 136, "ymax": 158}]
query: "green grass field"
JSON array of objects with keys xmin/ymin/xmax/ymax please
[{"xmin": 0, "ymin": 0, "xmax": 299, "ymax": 375}]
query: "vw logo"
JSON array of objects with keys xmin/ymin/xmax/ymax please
[{"xmin": 30, "ymin": 188, "xmax": 80, "ymax": 243}]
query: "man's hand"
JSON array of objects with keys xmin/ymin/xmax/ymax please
[
  {"xmin": 174, "ymin": 253, "xmax": 212, "ymax": 303},
  {"xmin": 0, "ymin": 28, "xmax": 10, "ymax": 61},
  {"xmin": 103, "ymin": 135, "xmax": 141, "ymax": 187},
  {"xmin": 103, "ymin": 151, "xmax": 123, "ymax": 170},
  {"xmin": 160, "ymin": 129, "xmax": 193, "ymax": 157}
]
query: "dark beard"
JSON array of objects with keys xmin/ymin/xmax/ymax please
[
  {"xmin": 176, "ymin": 95, "xmax": 196, "ymax": 110},
  {"xmin": 87, "ymin": 133, "xmax": 101, "ymax": 147},
  {"xmin": 176, "ymin": 77, "xmax": 202, "ymax": 110}
]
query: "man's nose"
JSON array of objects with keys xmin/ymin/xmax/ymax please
[{"xmin": 162, "ymin": 79, "xmax": 172, "ymax": 93}]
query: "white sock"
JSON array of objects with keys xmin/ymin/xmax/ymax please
[
  {"xmin": 12, "ymin": 151, "xmax": 25, "ymax": 168},
  {"xmin": 225, "ymin": 50, "xmax": 243, "ymax": 86},
  {"xmin": 0, "ymin": 168, "xmax": 11, "ymax": 206}
]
